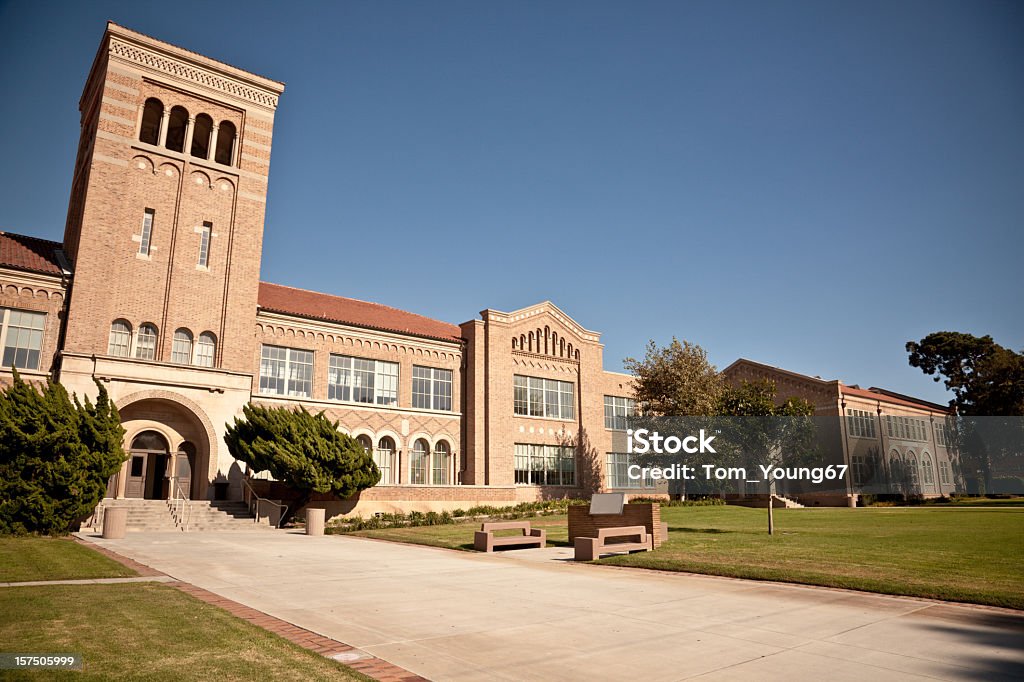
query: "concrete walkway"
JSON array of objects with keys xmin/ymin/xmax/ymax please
[{"xmin": 78, "ymin": 531, "xmax": 1024, "ymax": 681}]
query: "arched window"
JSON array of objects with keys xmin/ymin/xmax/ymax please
[
  {"xmin": 376, "ymin": 437, "xmax": 395, "ymax": 485},
  {"xmin": 190, "ymin": 113, "xmax": 213, "ymax": 159},
  {"xmin": 165, "ymin": 106, "xmax": 189, "ymax": 153},
  {"xmin": 906, "ymin": 451, "xmax": 919, "ymax": 487},
  {"xmin": 131, "ymin": 430, "xmax": 169, "ymax": 452},
  {"xmin": 171, "ymin": 329, "xmax": 193, "ymax": 364},
  {"xmin": 135, "ymin": 323, "xmax": 158, "ymax": 360},
  {"xmin": 356, "ymin": 434, "xmax": 372, "ymax": 453},
  {"xmin": 889, "ymin": 451, "xmax": 902, "ymax": 486},
  {"xmin": 433, "ymin": 440, "xmax": 450, "ymax": 485},
  {"xmin": 411, "ymin": 439, "xmax": 429, "ymax": 484},
  {"xmin": 921, "ymin": 452, "xmax": 934, "ymax": 485},
  {"xmin": 139, "ymin": 98, "xmax": 163, "ymax": 145},
  {"xmin": 108, "ymin": 319, "xmax": 132, "ymax": 357},
  {"xmin": 194, "ymin": 332, "xmax": 216, "ymax": 367},
  {"xmin": 215, "ymin": 120, "xmax": 236, "ymax": 165},
  {"xmin": 511, "ymin": 338, "xmax": 517, "ymax": 351}
]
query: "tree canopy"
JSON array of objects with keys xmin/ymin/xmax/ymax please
[
  {"xmin": 624, "ymin": 338, "xmax": 723, "ymax": 416},
  {"xmin": 906, "ymin": 331, "xmax": 1024, "ymax": 416},
  {"xmin": 0, "ymin": 372, "xmax": 126, "ymax": 535},
  {"xmin": 225, "ymin": 404, "xmax": 380, "ymax": 524}
]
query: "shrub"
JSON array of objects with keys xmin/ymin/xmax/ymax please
[{"xmin": 0, "ymin": 373, "xmax": 126, "ymax": 535}]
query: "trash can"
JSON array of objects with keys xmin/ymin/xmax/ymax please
[
  {"xmin": 102, "ymin": 507, "xmax": 127, "ymax": 539},
  {"xmin": 305, "ymin": 508, "xmax": 325, "ymax": 536}
]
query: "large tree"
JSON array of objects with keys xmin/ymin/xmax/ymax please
[
  {"xmin": 624, "ymin": 338, "xmax": 723, "ymax": 417},
  {"xmin": 225, "ymin": 404, "xmax": 380, "ymax": 525},
  {"xmin": 0, "ymin": 372, "xmax": 126, "ymax": 535},
  {"xmin": 906, "ymin": 331, "xmax": 1024, "ymax": 416},
  {"xmin": 717, "ymin": 380, "xmax": 817, "ymax": 535}
]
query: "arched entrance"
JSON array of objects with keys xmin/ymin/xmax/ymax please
[
  {"xmin": 113, "ymin": 397, "xmax": 213, "ymax": 500},
  {"xmin": 125, "ymin": 430, "xmax": 171, "ymax": 499}
]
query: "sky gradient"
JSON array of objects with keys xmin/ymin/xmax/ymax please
[{"xmin": 1, "ymin": 0, "xmax": 1021, "ymax": 404}]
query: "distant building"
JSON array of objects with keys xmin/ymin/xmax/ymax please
[
  {"xmin": 0, "ymin": 23, "xmax": 642, "ymax": 519},
  {"xmin": 722, "ymin": 359, "xmax": 959, "ymax": 505}
]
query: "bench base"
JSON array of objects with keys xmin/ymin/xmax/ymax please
[
  {"xmin": 474, "ymin": 531, "xmax": 546, "ymax": 553},
  {"xmin": 574, "ymin": 536, "xmax": 653, "ymax": 561}
]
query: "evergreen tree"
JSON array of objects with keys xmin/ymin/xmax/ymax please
[
  {"xmin": 225, "ymin": 404, "xmax": 380, "ymax": 525},
  {"xmin": 0, "ymin": 371, "xmax": 126, "ymax": 535}
]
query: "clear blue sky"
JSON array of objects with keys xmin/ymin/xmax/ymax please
[{"xmin": 1, "ymin": 0, "xmax": 1021, "ymax": 404}]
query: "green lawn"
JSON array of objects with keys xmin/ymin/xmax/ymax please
[
  {"xmin": 349, "ymin": 505, "xmax": 1024, "ymax": 609},
  {"xmin": 0, "ymin": 538, "xmax": 369, "ymax": 680},
  {"xmin": 0, "ymin": 537, "xmax": 136, "ymax": 582},
  {"xmin": 0, "ymin": 583, "xmax": 370, "ymax": 681}
]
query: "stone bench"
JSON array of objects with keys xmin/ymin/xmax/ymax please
[
  {"xmin": 474, "ymin": 521, "xmax": 546, "ymax": 552},
  {"xmin": 574, "ymin": 525, "xmax": 653, "ymax": 561}
]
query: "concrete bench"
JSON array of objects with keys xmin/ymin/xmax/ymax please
[
  {"xmin": 574, "ymin": 525, "xmax": 653, "ymax": 561},
  {"xmin": 474, "ymin": 521, "xmax": 546, "ymax": 552}
]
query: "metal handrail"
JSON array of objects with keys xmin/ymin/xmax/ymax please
[
  {"xmin": 167, "ymin": 476, "xmax": 191, "ymax": 532},
  {"xmin": 241, "ymin": 477, "xmax": 288, "ymax": 529}
]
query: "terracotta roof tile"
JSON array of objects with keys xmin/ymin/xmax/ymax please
[
  {"xmin": 0, "ymin": 232, "xmax": 65, "ymax": 276},
  {"xmin": 841, "ymin": 386, "xmax": 952, "ymax": 413},
  {"xmin": 258, "ymin": 282, "xmax": 462, "ymax": 343}
]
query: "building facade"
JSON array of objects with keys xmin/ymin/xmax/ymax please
[
  {"xmin": 0, "ymin": 23, "xmax": 637, "ymax": 517},
  {"xmin": 722, "ymin": 359, "xmax": 959, "ymax": 504}
]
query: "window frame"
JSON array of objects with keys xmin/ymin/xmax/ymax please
[
  {"xmin": 514, "ymin": 375, "xmax": 575, "ymax": 420},
  {"xmin": 412, "ymin": 365, "xmax": 453, "ymax": 411},
  {"xmin": 107, "ymin": 319, "xmax": 132, "ymax": 358},
  {"xmin": 135, "ymin": 323, "xmax": 159, "ymax": 361},
  {"xmin": 514, "ymin": 444, "xmax": 576, "ymax": 486},
  {"xmin": 604, "ymin": 395, "xmax": 636, "ymax": 430},
  {"xmin": 606, "ymin": 452, "xmax": 655, "ymax": 489},
  {"xmin": 171, "ymin": 328, "xmax": 193, "ymax": 364},
  {"xmin": 0, "ymin": 308, "xmax": 46, "ymax": 371},
  {"xmin": 258, "ymin": 344, "xmax": 314, "ymax": 398},
  {"xmin": 327, "ymin": 354, "xmax": 399, "ymax": 406},
  {"xmin": 139, "ymin": 209, "xmax": 155, "ymax": 256},
  {"xmin": 197, "ymin": 221, "xmax": 212, "ymax": 267}
]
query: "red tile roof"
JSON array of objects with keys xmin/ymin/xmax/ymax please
[
  {"xmin": 0, "ymin": 232, "xmax": 65, "ymax": 276},
  {"xmin": 258, "ymin": 282, "xmax": 462, "ymax": 343},
  {"xmin": 841, "ymin": 386, "xmax": 952, "ymax": 413}
]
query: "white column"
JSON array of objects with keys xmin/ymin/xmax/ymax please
[
  {"xmin": 209, "ymin": 124, "xmax": 220, "ymax": 163},
  {"xmin": 230, "ymin": 133, "xmax": 239, "ymax": 167},
  {"xmin": 183, "ymin": 116, "xmax": 195, "ymax": 157},
  {"xmin": 157, "ymin": 110, "xmax": 171, "ymax": 147}
]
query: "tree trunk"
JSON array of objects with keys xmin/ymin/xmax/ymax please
[{"xmin": 767, "ymin": 479, "xmax": 775, "ymax": 535}]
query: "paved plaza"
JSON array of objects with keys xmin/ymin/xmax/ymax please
[{"xmin": 79, "ymin": 531, "xmax": 1024, "ymax": 681}]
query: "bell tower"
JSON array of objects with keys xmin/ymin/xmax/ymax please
[{"xmin": 60, "ymin": 22, "xmax": 284, "ymax": 376}]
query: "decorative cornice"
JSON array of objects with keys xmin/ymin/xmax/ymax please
[{"xmin": 108, "ymin": 37, "xmax": 280, "ymax": 110}]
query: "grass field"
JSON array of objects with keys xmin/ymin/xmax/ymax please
[
  {"xmin": 0, "ymin": 537, "xmax": 136, "ymax": 582},
  {"xmin": 349, "ymin": 505, "xmax": 1024, "ymax": 609},
  {"xmin": 0, "ymin": 538, "xmax": 369, "ymax": 680}
]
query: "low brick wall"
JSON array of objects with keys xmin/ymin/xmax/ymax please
[{"xmin": 568, "ymin": 503, "xmax": 664, "ymax": 548}]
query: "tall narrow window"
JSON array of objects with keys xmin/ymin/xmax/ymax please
[
  {"xmin": 165, "ymin": 106, "xmax": 189, "ymax": 153},
  {"xmin": 135, "ymin": 324, "xmax": 158, "ymax": 360},
  {"xmin": 376, "ymin": 437, "xmax": 395, "ymax": 485},
  {"xmin": 433, "ymin": 441, "xmax": 450, "ymax": 485},
  {"xmin": 198, "ymin": 222, "xmax": 212, "ymax": 267},
  {"xmin": 139, "ymin": 209, "xmax": 155, "ymax": 256},
  {"xmin": 190, "ymin": 113, "xmax": 213, "ymax": 158},
  {"xmin": 194, "ymin": 332, "xmax": 216, "ymax": 367},
  {"xmin": 410, "ymin": 439, "xmax": 429, "ymax": 484},
  {"xmin": 215, "ymin": 120, "xmax": 236, "ymax": 165},
  {"xmin": 139, "ymin": 98, "xmax": 163, "ymax": 145},
  {"xmin": 171, "ymin": 329, "xmax": 193, "ymax": 364},
  {"xmin": 1, "ymin": 309, "xmax": 45, "ymax": 370},
  {"xmin": 108, "ymin": 320, "xmax": 132, "ymax": 357}
]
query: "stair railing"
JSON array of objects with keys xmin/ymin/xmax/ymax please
[
  {"xmin": 168, "ymin": 476, "xmax": 191, "ymax": 532},
  {"xmin": 241, "ymin": 478, "xmax": 288, "ymax": 529}
]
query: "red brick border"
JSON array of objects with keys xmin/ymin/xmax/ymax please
[{"xmin": 73, "ymin": 537, "xmax": 427, "ymax": 681}]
